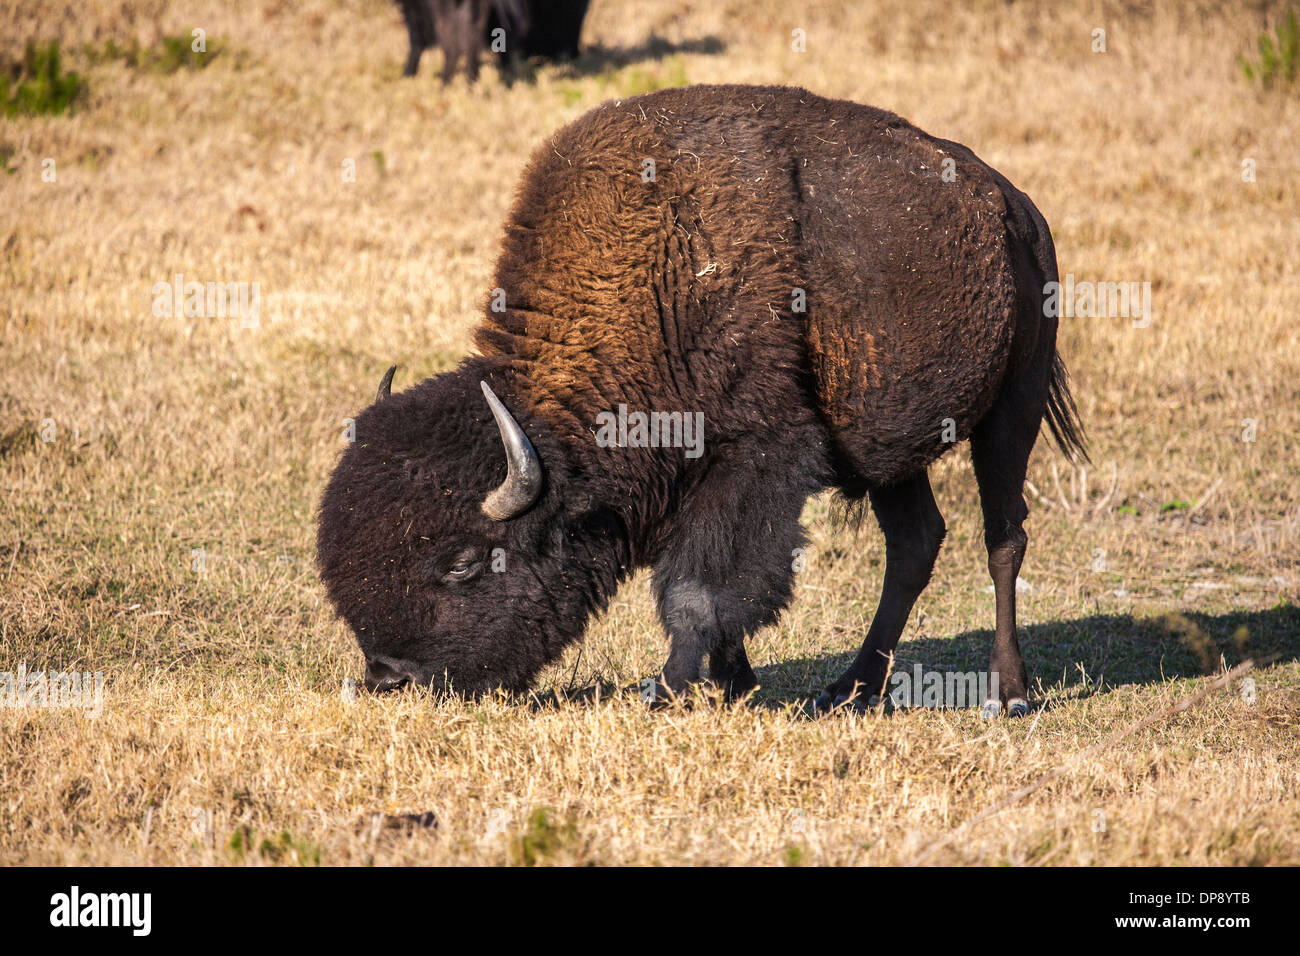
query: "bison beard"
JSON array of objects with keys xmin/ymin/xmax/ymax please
[{"xmin": 316, "ymin": 84, "xmax": 1087, "ymax": 716}]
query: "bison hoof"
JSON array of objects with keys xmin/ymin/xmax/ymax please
[
  {"xmin": 812, "ymin": 690, "xmax": 878, "ymax": 715},
  {"xmin": 981, "ymin": 698, "xmax": 1030, "ymax": 718}
]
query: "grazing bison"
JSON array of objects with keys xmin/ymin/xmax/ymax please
[
  {"xmin": 397, "ymin": 0, "xmax": 588, "ymax": 82},
  {"xmin": 317, "ymin": 84, "xmax": 1086, "ymax": 716}
]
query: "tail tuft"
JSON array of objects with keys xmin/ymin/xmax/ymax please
[{"xmin": 1044, "ymin": 352, "xmax": 1089, "ymax": 464}]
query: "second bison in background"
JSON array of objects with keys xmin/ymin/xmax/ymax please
[
  {"xmin": 316, "ymin": 84, "xmax": 1086, "ymax": 716},
  {"xmin": 397, "ymin": 0, "xmax": 589, "ymax": 82}
]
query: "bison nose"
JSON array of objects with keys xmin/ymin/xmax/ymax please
[{"xmin": 364, "ymin": 658, "xmax": 413, "ymax": 694}]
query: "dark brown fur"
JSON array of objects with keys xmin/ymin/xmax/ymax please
[
  {"xmin": 397, "ymin": 0, "xmax": 587, "ymax": 81},
  {"xmin": 317, "ymin": 84, "xmax": 1085, "ymax": 712}
]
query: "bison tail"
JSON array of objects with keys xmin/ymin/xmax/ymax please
[{"xmin": 1044, "ymin": 351, "xmax": 1090, "ymax": 464}]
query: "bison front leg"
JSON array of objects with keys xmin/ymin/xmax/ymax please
[
  {"xmin": 656, "ymin": 581, "xmax": 760, "ymax": 703},
  {"xmin": 708, "ymin": 626, "xmax": 760, "ymax": 702},
  {"xmin": 649, "ymin": 458, "xmax": 812, "ymax": 706}
]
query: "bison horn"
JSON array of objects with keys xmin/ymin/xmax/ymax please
[
  {"xmin": 376, "ymin": 365, "xmax": 396, "ymax": 403},
  {"xmin": 480, "ymin": 380, "xmax": 543, "ymax": 520}
]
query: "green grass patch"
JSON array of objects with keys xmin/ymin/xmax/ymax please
[
  {"xmin": 607, "ymin": 54, "xmax": 688, "ymax": 97},
  {"xmin": 1238, "ymin": 7, "xmax": 1298, "ymax": 88},
  {"xmin": 84, "ymin": 33, "xmax": 225, "ymax": 75},
  {"xmin": 227, "ymin": 827, "xmax": 322, "ymax": 866},
  {"xmin": 1, "ymin": 41, "xmax": 84, "ymax": 117},
  {"xmin": 511, "ymin": 807, "xmax": 579, "ymax": 866}
]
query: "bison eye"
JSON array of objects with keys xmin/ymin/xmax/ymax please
[{"xmin": 441, "ymin": 548, "xmax": 483, "ymax": 584}]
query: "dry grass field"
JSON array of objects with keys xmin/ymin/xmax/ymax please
[{"xmin": 1, "ymin": 0, "xmax": 1298, "ymax": 866}]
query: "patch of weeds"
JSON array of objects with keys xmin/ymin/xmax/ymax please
[
  {"xmin": 1238, "ymin": 8, "xmax": 1298, "ymax": 88},
  {"xmin": 227, "ymin": 826, "xmax": 321, "ymax": 865},
  {"xmin": 1161, "ymin": 499, "xmax": 1191, "ymax": 513},
  {"xmin": 227, "ymin": 826, "xmax": 250, "ymax": 859},
  {"xmin": 510, "ymin": 807, "xmax": 578, "ymax": 866},
  {"xmin": 258, "ymin": 829, "xmax": 322, "ymax": 866},
  {"xmin": 84, "ymin": 33, "xmax": 224, "ymax": 74},
  {"xmin": 603, "ymin": 54, "xmax": 688, "ymax": 97},
  {"xmin": 1, "ymin": 41, "xmax": 85, "ymax": 117},
  {"xmin": 0, "ymin": 422, "xmax": 41, "ymax": 458}
]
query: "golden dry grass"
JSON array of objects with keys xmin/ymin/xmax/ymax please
[{"xmin": 1, "ymin": 0, "xmax": 1297, "ymax": 865}]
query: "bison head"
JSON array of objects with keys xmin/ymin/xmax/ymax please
[{"xmin": 316, "ymin": 362, "xmax": 620, "ymax": 697}]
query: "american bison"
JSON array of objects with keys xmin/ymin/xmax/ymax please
[
  {"xmin": 317, "ymin": 84, "xmax": 1086, "ymax": 716},
  {"xmin": 397, "ymin": 0, "xmax": 589, "ymax": 82}
]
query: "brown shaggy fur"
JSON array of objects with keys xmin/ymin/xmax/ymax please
[
  {"xmin": 317, "ymin": 84, "xmax": 1085, "ymax": 712},
  {"xmin": 479, "ymin": 85, "xmax": 1035, "ymax": 488}
]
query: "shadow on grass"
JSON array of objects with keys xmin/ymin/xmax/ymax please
[
  {"xmin": 496, "ymin": 34, "xmax": 726, "ymax": 87},
  {"xmin": 750, "ymin": 604, "xmax": 1300, "ymax": 711}
]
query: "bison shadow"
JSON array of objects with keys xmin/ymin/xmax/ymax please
[
  {"xmin": 498, "ymin": 34, "xmax": 726, "ymax": 86},
  {"xmin": 750, "ymin": 603, "xmax": 1300, "ymax": 712}
]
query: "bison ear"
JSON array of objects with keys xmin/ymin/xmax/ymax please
[
  {"xmin": 480, "ymin": 381, "xmax": 544, "ymax": 521},
  {"xmin": 376, "ymin": 365, "xmax": 397, "ymax": 403}
]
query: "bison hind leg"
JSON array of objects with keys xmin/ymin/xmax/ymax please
[
  {"xmin": 815, "ymin": 471, "xmax": 946, "ymax": 714},
  {"xmin": 969, "ymin": 378, "xmax": 1047, "ymax": 718}
]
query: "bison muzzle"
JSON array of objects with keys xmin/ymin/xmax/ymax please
[{"xmin": 316, "ymin": 84, "xmax": 1087, "ymax": 716}]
